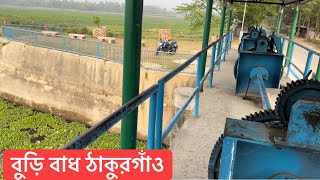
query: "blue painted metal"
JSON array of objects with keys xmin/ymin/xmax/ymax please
[
  {"xmin": 194, "ymin": 57, "xmax": 201, "ymax": 118},
  {"xmin": 287, "ymin": 101, "xmax": 320, "ymax": 150},
  {"xmin": 236, "ymin": 52, "xmax": 284, "ymax": 96},
  {"xmin": 223, "ymin": 36, "xmax": 228, "ymax": 61},
  {"xmin": 155, "ymin": 80, "xmax": 165, "ymax": 149},
  {"xmin": 220, "ymin": 99, "xmax": 320, "ymax": 179},
  {"xmin": 12, "ymin": 28, "xmax": 15, "ymax": 40},
  {"xmin": 35, "ymin": 32, "xmax": 38, "ymax": 46},
  {"xmin": 256, "ymin": 73, "xmax": 272, "ymax": 110},
  {"xmin": 209, "ymin": 43, "xmax": 217, "ymax": 88},
  {"xmin": 288, "ymin": 67, "xmax": 301, "ymax": 80},
  {"xmin": 219, "ymin": 137, "xmax": 237, "ymax": 179},
  {"xmin": 281, "ymin": 35, "xmax": 320, "ymax": 57},
  {"xmin": 147, "ymin": 92, "xmax": 157, "ymax": 149},
  {"xmin": 220, "ymin": 38, "xmax": 224, "ymax": 61},
  {"xmin": 162, "ymin": 88, "xmax": 198, "ymax": 142},
  {"xmin": 255, "ymin": 37, "xmax": 269, "ymax": 53},
  {"xmin": 63, "ymin": 37, "xmax": 67, "ymax": 51},
  {"xmin": 304, "ymin": 51, "xmax": 313, "ymax": 78},
  {"xmin": 241, "ymin": 38, "xmax": 255, "ymax": 51},
  {"xmin": 96, "ymin": 43, "xmax": 101, "ymax": 58},
  {"xmin": 286, "ymin": 44, "xmax": 295, "ymax": 78},
  {"xmin": 62, "ymin": 84, "xmax": 159, "ymax": 149}
]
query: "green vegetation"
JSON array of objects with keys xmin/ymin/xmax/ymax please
[
  {"xmin": 0, "ymin": 99, "xmax": 147, "ymax": 179},
  {"xmin": 0, "ymin": 5, "xmax": 210, "ymax": 40}
]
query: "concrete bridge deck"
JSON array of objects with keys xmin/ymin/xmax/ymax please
[{"xmin": 170, "ymin": 49, "xmax": 282, "ymax": 179}]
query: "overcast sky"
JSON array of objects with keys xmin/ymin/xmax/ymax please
[{"xmin": 82, "ymin": 0, "xmax": 193, "ymax": 10}]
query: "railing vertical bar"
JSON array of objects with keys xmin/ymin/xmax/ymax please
[
  {"xmin": 286, "ymin": 44, "xmax": 295, "ymax": 78},
  {"xmin": 63, "ymin": 37, "xmax": 67, "ymax": 51},
  {"xmin": 223, "ymin": 35, "xmax": 228, "ymax": 61},
  {"xmin": 147, "ymin": 92, "xmax": 157, "ymax": 149},
  {"xmin": 304, "ymin": 51, "xmax": 313, "ymax": 78},
  {"xmin": 35, "ymin": 32, "xmax": 39, "ymax": 46},
  {"xmin": 155, "ymin": 80, "xmax": 165, "ymax": 149},
  {"xmin": 209, "ymin": 43, "xmax": 217, "ymax": 88},
  {"xmin": 194, "ymin": 57, "xmax": 201, "ymax": 118}
]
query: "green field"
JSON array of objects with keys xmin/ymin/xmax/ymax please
[{"xmin": 0, "ymin": 5, "xmax": 216, "ymax": 40}]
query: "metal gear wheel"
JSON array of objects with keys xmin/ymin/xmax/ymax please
[{"xmin": 275, "ymin": 79, "xmax": 320, "ymax": 126}]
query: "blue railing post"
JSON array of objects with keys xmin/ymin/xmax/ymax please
[
  {"xmin": 35, "ymin": 32, "xmax": 39, "ymax": 46},
  {"xmin": 229, "ymin": 31, "xmax": 233, "ymax": 50},
  {"xmin": 209, "ymin": 43, "xmax": 217, "ymax": 88},
  {"xmin": 63, "ymin": 37, "xmax": 67, "ymax": 51},
  {"xmin": 226, "ymin": 33, "xmax": 230, "ymax": 54},
  {"xmin": 223, "ymin": 36, "xmax": 228, "ymax": 61},
  {"xmin": 194, "ymin": 57, "xmax": 201, "ymax": 118},
  {"xmin": 218, "ymin": 38, "xmax": 223, "ymax": 71},
  {"xmin": 286, "ymin": 44, "xmax": 295, "ymax": 78},
  {"xmin": 147, "ymin": 92, "xmax": 158, "ymax": 149},
  {"xmin": 155, "ymin": 80, "xmax": 165, "ymax": 149},
  {"xmin": 11, "ymin": 27, "xmax": 15, "ymax": 40},
  {"xmin": 304, "ymin": 51, "xmax": 313, "ymax": 77},
  {"xmin": 96, "ymin": 43, "xmax": 101, "ymax": 58}
]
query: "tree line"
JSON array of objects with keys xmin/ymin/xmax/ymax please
[
  {"xmin": 176, "ymin": 0, "xmax": 320, "ymax": 34},
  {"xmin": 1, "ymin": 0, "xmax": 177, "ymax": 17}
]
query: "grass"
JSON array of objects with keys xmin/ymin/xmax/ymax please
[
  {"xmin": 0, "ymin": 5, "xmax": 222, "ymax": 40},
  {"xmin": 0, "ymin": 99, "xmax": 147, "ymax": 179}
]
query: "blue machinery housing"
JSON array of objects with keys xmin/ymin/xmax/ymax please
[{"xmin": 220, "ymin": 100, "xmax": 320, "ymax": 178}]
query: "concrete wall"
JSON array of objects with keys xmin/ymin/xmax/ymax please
[{"xmin": 0, "ymin": 39, "xmax": 195, "ymax": 139}]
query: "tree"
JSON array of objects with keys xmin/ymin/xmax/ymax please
[
  {"xmin": 175, "ymin": 0, "xmax": 221, "ymax": 31},
  {"xmin": 92, "ymin": 16, "xmax": 101, "ymax": 27},
  {"xmin": 176, "ymin": 0, "xmax": 277, "ymax": 31}
]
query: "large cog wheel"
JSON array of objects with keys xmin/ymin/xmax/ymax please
[
  {"xmin": 208, "ymin": 135, "xmax": 223, "ymax": 180},
  {"xmin": 275, "ymin": 79, "xmax": 320, "ymax": 126}
]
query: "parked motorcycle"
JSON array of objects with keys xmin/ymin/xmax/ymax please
[{"xmin": 155, "ymin": 41, "xmax": 178, "ymax": 55}]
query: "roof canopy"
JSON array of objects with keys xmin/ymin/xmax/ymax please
[{"xmin": 228, "ymin": 0, "xmax": 307, "ymax": 6}]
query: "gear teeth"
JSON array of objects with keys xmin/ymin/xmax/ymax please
[
  {"xmin": 275, "ymin": 79, "xmax": 320, "ymax": 126},
  {"xmin": 242, "ymin": 109, "xmax": 278, "ymax": 122}
]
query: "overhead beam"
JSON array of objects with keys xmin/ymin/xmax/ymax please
[{"xmin": 230, "ymin": 0, "xmax": 284, "ymax": 5}]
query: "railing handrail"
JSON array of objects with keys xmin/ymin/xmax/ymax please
[
  {"xmin": 63, "ymin": 84, "xmax": 159, "ymax": 149},
  {"xmin": 279, "ymin": 35, "xmax": 320, "ymax": 56}
]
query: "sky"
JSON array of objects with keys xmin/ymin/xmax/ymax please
[{"xmin": 82, "ymin": 0, "xmax": 193, "ymax": 10}]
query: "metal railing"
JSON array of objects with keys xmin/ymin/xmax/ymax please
[
  {"xmin": 7, "ymin": 24, "xmax": 63, "ymax": 34},
  {"xmin": 62, "ymin": 30, "xmax": 233, "ymax": 149},
  {"xmin": 280, "ymin": 35, "xmax": 320, "ymax": 80},
  {"xmin": 1, "ymin": 26, "xmax": 200, "ymax": 74}
]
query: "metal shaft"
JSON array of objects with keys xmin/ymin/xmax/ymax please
[
  {"xmin": 199, "ymin": 0, "xmax": 214, "ymax": 91},
  {"xmin": 257, "ymin": 73, "xmax": 272, "ymax": 110},
  {"xmin": 285, "ymin": 3, "xmax": 299, "ymax": 67},
  {"xmin": 120, "ymin": 0, "xmax": 144, "ymax": 149}
]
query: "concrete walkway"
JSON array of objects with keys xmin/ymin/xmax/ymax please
[{"xmin": 170, "ymin": 49, "xmax": 266, "ymax": 179}]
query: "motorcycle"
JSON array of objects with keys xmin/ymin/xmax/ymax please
[{"xmin": 155, "ymin": 41, "xmax": 178, "ymax": 55}]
